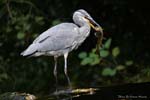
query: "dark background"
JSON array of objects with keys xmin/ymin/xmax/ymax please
[{"xmin": 0, "ymin": 0, "xmax": 150, "ymax": 95}]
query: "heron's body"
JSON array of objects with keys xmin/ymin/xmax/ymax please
[
  {"xmin": 22, "ymin": 22, "xmax": 90, "ymax": 57},
  {"xmin": 21, "ymin": 9, "xmax": 103, "ymax": 90}
]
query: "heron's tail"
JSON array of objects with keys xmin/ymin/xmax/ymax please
[{"xmin": 21, "ymin": 44, "xmax": 38, "ymax": 56}]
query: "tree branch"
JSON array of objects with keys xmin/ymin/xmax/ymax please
[{"xmin": 6, "ymin": 0, "xmax": 13, "ymax": 19}]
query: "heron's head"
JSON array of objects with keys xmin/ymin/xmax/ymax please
[{"xmin": 73, "ymin": 9, "xmax": 103, "ymax": 36}]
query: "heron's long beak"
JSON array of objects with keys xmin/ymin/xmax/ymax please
[{"xmin": 85, "ymin": 17, "xmax": 103, "ymax": 35}]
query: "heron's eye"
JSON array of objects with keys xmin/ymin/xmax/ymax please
[{"xmin": 84, "ymin": 16, "xmax": 89, "ymax": 20}]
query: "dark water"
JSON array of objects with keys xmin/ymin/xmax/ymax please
[{"xmin": 0, "ymin": 82, "xmax": 150, "ymax": 100}]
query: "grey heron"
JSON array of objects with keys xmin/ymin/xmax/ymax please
[{"xmin": 21, "ymin": 9, "xmax": 103, "ymax": 90}]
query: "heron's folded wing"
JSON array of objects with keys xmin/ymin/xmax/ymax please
[
  {"xmin": 33, "ymin": 23, "xmax": 78, "ymax": 44},
  {"xmin": 37, "ymin": 29, "xmax": 79, "ymax": 52}
]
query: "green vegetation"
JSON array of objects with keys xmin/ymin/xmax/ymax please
[{"xmin": 79, "ymin": 38, "xmax": 132, "ymax": 78}]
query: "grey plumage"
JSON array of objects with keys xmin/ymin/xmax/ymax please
[
  {"xmin": 21, "ymin": 9, "xmax": 103, "ymax": 89},
  {"xmin": 21, "ymin": 23, "xmax": 80, "ymax": 56}
]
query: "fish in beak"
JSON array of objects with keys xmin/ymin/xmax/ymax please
[{"xmin": 85, "ymin": 16, "xmax": 104, "ymax": 56}]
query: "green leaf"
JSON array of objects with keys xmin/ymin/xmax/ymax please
[
  {"xmin": 17, "ymin": 32, "xmax": 25, "ymax": 40},
  {"xmin": 100, "ymin": 50, "xmax": 109, "ymax": 57},
  {"xmin": 15, "ymin": 25, "xmax": 21, "ymax": 30},
  {"xmin": 0, "ymin": 73, "xmax": 8, "ymax": 80},
  {"xmin": 90, "ymin": 58, "xmax": 100, "ymax": 66},
  {"xmin": 116, "ymin": 65, "xmax": 125, "ymax": 71},
  {"xmin": 102, "ymin": 68, "xmax": 116, "ymax": 76},
  {"xmin": 52, "ymin": 20, "xmax": 61, "ymax": 25},
  {"xmin": 112, "ymin": 47, "xmax": 120, "ymax": 57},
  {"xmin": 81, "ymin": 57, "xmax": 92, "ymax": 65},
  {"xmin": 125, "ymin": 60, "xmax": 133, "ymax": 66},
  {"xmin": 6, "ymin": 27, "xmax": 12, "ymax": 32},
  {"xmin": 78, "ymin": 52, "xmax": 87, "ymax": 59},
  {"xmin": 92, "ymin": 48, "xmax": 96, "ymax": 53},
  {"xmin": 104, "ymin": 38, "xmax": 112, "ymax": 49},
  {"xmin": 35, "ymin": 16, "xmax": 44, "ymax": 22},
  {"xmin": 24, "ymin": 24, "xmax": 31, "ymax": 31},
  {"xmin": 89, "ymin": 53, "xmax": 98, "ymax": 58},
  {"xmin": 35, "ymin": 16, "xmax": 44, "ymax": 25},
  {"xmin": 33, "ymin": 33, "xmax": 38, "ymax": 38}
]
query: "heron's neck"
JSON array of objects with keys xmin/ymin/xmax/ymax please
[
  {"xmin": 73, "ymin": 17, "xmax": 91, "ymax": 36},
  {"xmin": 79, "ymin": 22, "xmax": 91, "ymax": 37}
]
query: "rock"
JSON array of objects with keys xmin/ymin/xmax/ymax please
[{"xmin": 0, "ymin": 92, "xmax": 36, "ymax": 100}]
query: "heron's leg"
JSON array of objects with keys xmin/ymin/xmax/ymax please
[
  {"xmin": 64, "ymin": 53, "xmax": 72, "ymax": 90},
  {"xmin": 53, "ymin": 56, "xmax": 58, "ymax": 92}
]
